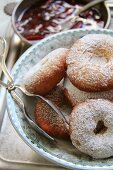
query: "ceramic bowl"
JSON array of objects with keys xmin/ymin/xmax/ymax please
[{"xmin": 7, "ymin": 29, "xmax": 113, "ymax": 170}]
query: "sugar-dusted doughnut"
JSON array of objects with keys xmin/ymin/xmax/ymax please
[
  {"xmin": 64, "ymin": 77, "xmax": 113, "ymax": 106},
  {"xmin": 70, "ymin": 99, "xmax": 113, "ymax": 158},
  {"xmin": 23, "ymin": 48, "xmax": 69, "ymax": 95},
  {"xmin": 66, "ymin": 34, "xmax": 113, "ymax": 92},
  {"xmin": 35, "ymin": 85, "xmax": 72, "ymax": 139}
]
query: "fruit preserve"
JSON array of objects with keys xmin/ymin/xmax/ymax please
[{"xmin": 15, "ymin": 0, "xmax": 104, "ymax": 41}]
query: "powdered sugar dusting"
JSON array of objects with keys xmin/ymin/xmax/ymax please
[
  {"xmin": 64, "ymin": 77, "xmax": 113, "ymax": 106},
  {"xmin": 23, "ymin": 48, "xmax": 67, "ymax": 83},
  {"xmin": 22, "ymin": 48, "xmax": 68, "ymax": 95},
  {"xmin": 70, "ymin": 99, "xmax": 113, "ymax": 158},
  {"xmin": 66, "ymin": 34, "xmax": 113, "ymax": 92}
]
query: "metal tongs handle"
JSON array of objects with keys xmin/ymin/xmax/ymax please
[
  {"xmin": 76, "ymin": 0, "xmax": 107, "ymax": 16},
  {"xmin": 0, "ymin": 78, "xmax": 54, "ymax": 140},
  {"xmin": 0, "ymin": 37, "xmax": 14, "ymax": 85}
]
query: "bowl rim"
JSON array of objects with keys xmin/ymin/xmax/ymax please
[
  {"xmin": 11, "ymin": 0, "xmax": 111, "ymax": 46},
  {"xmin": 7, "ymin": 28, "xmax": 113, "ymax": 170}
]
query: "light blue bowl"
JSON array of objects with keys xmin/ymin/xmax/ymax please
[{"xmin": 7, "ymin": 29, "xmax": 113, "ymax": 170}]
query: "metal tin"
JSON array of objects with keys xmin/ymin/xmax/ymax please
[{"xmin": 11, "ymin": 0, "xmax": 111, "ymax": 47}]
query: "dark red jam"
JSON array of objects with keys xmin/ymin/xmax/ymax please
[{"xmin": 15, "ymin": 0, "xmax": 104, "ymax": 42}]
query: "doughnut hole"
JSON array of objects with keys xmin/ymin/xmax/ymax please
[
  {"xmin": 93, "ymin": 120, "xmax": 107, "ymax": 135},
  {"xmin": 88, "ymin": 54, "xmax": 109, "ymax": 65},
  {"xmin": 90, "ymin": 48, "xmax": 112, "ymax": 65}
]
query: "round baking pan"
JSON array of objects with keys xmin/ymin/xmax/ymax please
[{"xmin": 12, "ymin": 0, "xmax": 111, "ymax": 47}]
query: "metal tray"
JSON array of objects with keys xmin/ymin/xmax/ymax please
[
  {"xmin": 0, "ymin": 111, "xmax": 66, "ymax": 170},
  {"xmin": 1, "ymin": 1, "xmax": 113, "ymax": 170}
]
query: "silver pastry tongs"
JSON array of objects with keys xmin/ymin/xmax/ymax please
[{"xmin": 0, "ymin": 37, "xmax": 68, "ymax": 141}]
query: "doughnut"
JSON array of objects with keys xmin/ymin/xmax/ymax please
[
  {"xmin": 66, "ymin": 34, "xmax": 113, "ymax": 92},
  {"xmin": 64, "ymin": 77, "xmax": 113, "ymax": 106},
  {"xmin": 70, "ymin": 99, "xmax": 113, "ymax": 159},
  {"xmin": 35, "ymin": 85, "xmax": 72, "ymax": 139},
  {"xmin": 23, "ymin": 48, "xmax": 69, "ymax": 95}
]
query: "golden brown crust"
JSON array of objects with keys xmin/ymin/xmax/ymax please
[
  {"xmin": 34, "ymin": 85, "xmax": 71, "ymax": 139},
  {"xmin": 23, "ymin": 48, "xmax": 69, "ymax": 95},
  {"xmin": 66, "ymin": 34, "xmax": 113, "ymax": 92}
]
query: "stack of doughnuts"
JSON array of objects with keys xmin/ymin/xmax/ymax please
[
  {"xmin": 65, "ymin": 34, "xmax": 113, "ymax": 106},
  {"xmin": 22, "ymin": 34, "xmax": 113, "ymax": 159}
]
